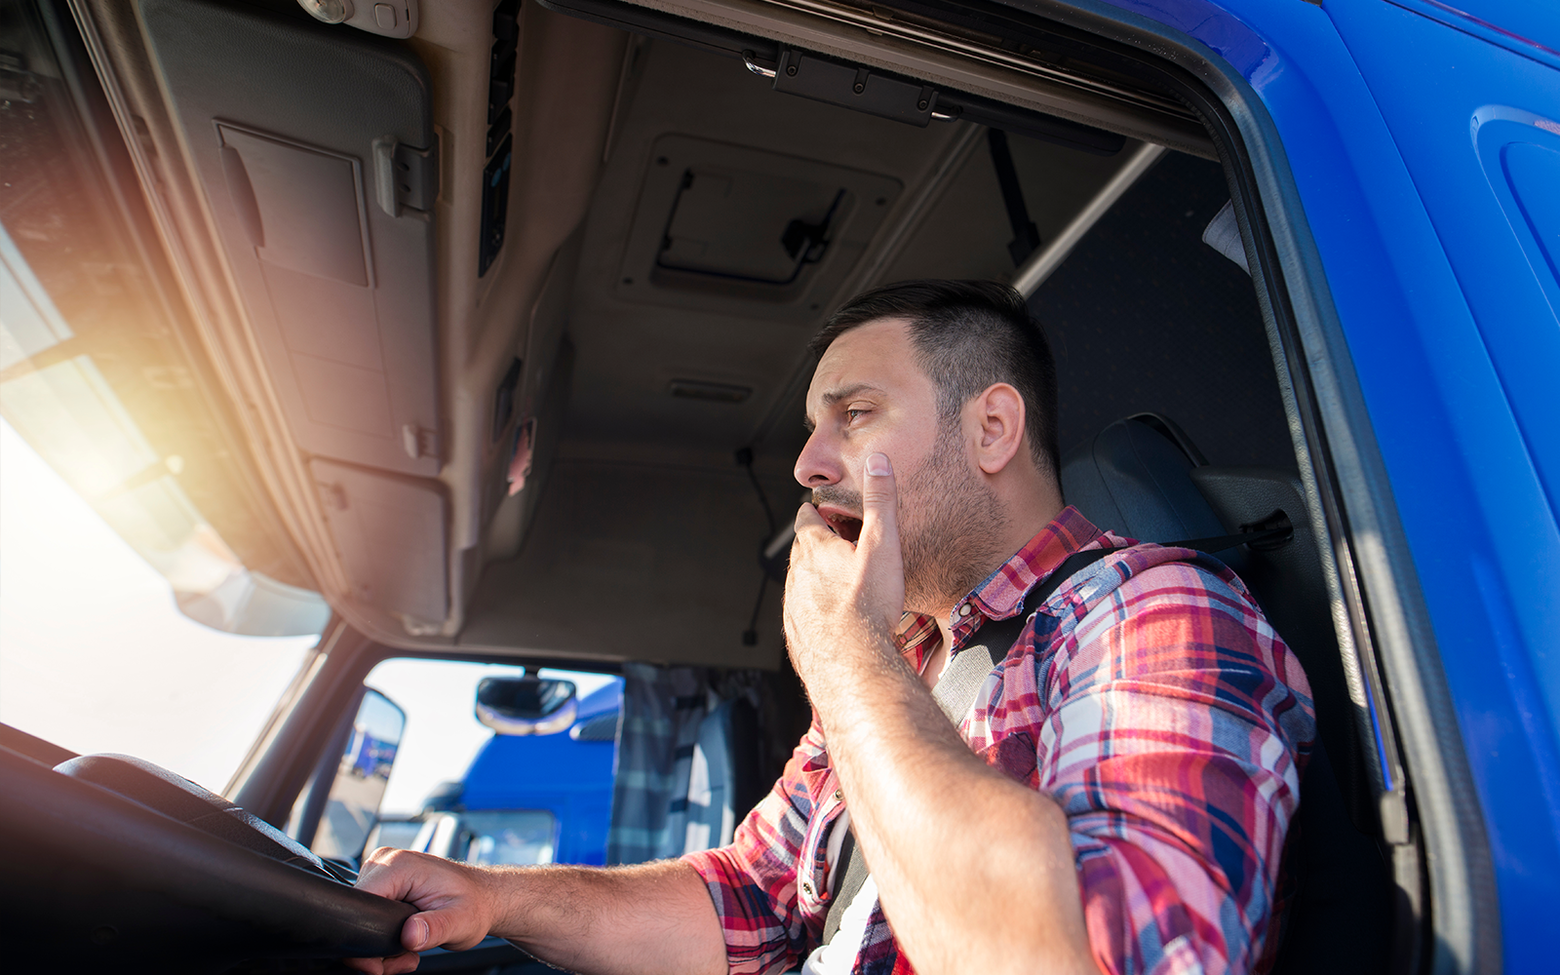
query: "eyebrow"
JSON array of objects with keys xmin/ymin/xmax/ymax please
[{"xmin": 803, "ymin": 382, "xmax": 885, "ymax": 432}]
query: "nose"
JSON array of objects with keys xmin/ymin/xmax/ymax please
[{"xmin": 794, "ymin": 428, "xmax": 842, "ymax": 488}]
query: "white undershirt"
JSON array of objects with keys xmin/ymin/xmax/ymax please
[
  {"xmin": 799, "ymin": 810, "xmax": 876, "ymax": 975},
  {"xmin": 799, "ymin": 875, "xmax": 877, "ymax": 975}
]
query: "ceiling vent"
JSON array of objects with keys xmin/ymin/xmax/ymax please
[
  {"xmin": 618, "ymin": 135, "xmax": 901, "ymax": 306},
  {"xmin": 657, "ymin": 169, "xmax": 843, "ymax": 285},
  {"xmin": 668, "ymin": 378, "xmax": 752, "ymax": 403}
]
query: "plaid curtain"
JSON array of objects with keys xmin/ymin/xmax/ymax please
[{"xmin": 606, "ymin": 662, "xmax": 707, "ymax": 864}]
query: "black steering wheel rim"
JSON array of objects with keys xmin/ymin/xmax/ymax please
[{"xmin": 0, "ymin": 746, "xmax": 412, "ymax": 971}]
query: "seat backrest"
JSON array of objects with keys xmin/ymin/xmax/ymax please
[
  {"xmin": 1058, "ymin": 413, "xmax": 1227, "ymax": 545},
  {"xmin": 1062, "ymin": 413, "xmax": 1372, "ymax": 827},
  {"xmin": 1061, "ymin": 414, "xmax": 1392, "ymax": 972},
  {"xmin": 682, "ymin": 696, "xmax": 765, "ymax": 855}
]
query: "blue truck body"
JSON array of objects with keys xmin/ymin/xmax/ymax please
[{"xmin": 454, "ymin": 681, "xmax": 622, "ymax": 866}]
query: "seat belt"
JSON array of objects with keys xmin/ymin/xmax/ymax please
[
  {"xmin": 818, "ymin": 526, "xmax": 1285, "ymax": 944},
  {"xmin": 820, "ymin": 546, "xmax": 1115, "ymax": 943}
]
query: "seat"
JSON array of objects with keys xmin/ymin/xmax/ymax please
[{"xmin": 1061, "ymin": 414, "xmax": 1392, "ymax": 973}]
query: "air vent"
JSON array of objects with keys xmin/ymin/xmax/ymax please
[
  {"xmin": 669, "ymin": 379, "xmax": 752, "ymax": 403},
  {"xmin": 618, "ymin": 135, "xmax": 901, "ymax": 306},
  {"xmin": 657, "ymin": 169, "xmax": 844, "ymax": 285},
  {"xmin": 479, "ymin": 0, "xmax": 520, "ymax": 276}
]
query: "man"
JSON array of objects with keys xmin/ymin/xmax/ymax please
[{"xmin": 348, "ymin": 280, "xmax": 1315, "ymax": 975}]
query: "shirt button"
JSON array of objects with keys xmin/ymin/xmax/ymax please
[
  {"xmin": 802, "ymin": 882, "xmax": 813, "ymax": 895},
  {"xmin": 958, "ymin": 604, "xmax": 971, "ymax": 617},
  {"xmin": 834, "ymin": 789, "xmax": 843, "ymax": 800}
]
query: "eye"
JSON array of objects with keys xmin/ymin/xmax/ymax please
[{"xmin": 844, "ymin": 406, "xmax": 870, "ymax": 423}]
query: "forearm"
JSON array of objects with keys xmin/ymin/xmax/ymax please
[
  {"xmin": 806, "ymin": 631, "xmax": 1096, "ymax": 975},
  {"xmin": 486, "ymin": 859, "xmax": 727, "ymax": 975}
]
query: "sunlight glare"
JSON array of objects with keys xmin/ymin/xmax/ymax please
[{"xmin": 0, "ymin": 418, "xmax": 318, "ymax": 792}]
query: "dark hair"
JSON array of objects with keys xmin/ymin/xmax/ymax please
[{"xmin": 809, "ymin": 280, "xmax": 1060, "ymax": 478}]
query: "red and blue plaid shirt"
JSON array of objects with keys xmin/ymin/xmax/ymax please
[{"xmin": 684, "ymin": 506, "xmax": 1315, "ymax": 975}]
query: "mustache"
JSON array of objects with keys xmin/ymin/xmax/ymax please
[{"xmin": 810, "ymin": 485, "xmax": 862, "ymax": 515}]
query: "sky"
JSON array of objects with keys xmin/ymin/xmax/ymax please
[
  {"xmin": 0, "ymin": 418, "xmax": 317, "ymax": 790},
  {"xmin": 0, "ymin": 417, "xmax": 617, "ymax": 813}
]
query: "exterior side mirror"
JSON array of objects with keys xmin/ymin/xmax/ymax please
[
  {"xmin": 475, "ymin": 676, "xmax": 577, "ymax": 736},
  {"xmin": 309, "ymin": 688, "xmax": 405, "ymax": 861}
]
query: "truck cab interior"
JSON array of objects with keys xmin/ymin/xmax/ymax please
[{"xmin": 0, "ymin": 0, "xmax": 1471, "ymax": 971}]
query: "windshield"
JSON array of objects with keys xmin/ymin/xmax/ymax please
[
  {"xmin": 0, "ymin": 417, "xmax": 319, "ymax": 787},
  {"xmin": 0, "ymin": 0, "xmax": 326, "ymax": 637},
  {"xmin": 0, "ymin": 1, "xmax": 325, "ymax": 789}
]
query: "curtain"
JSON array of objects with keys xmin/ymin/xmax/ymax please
[{"xmin": 606, "ymin": 661, "xmax": 707, "ymax": 864}]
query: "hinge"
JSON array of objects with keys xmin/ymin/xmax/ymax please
[
  {"xmin": 401, "ymin": 423, "xmax": 441, "ymax": 463},
  {"xmin": 373, "ymin": 134, "xmax": 439, "ymax": 217}
]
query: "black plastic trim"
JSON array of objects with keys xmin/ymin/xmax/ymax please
[{"xmin": 534, "ymin": 0, "xmax": 1127, "ymax": 154}]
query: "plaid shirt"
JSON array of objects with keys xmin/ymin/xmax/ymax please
[{"xmin": 684, "ymin": 506, "xmax": 1315, "ymax": 975}]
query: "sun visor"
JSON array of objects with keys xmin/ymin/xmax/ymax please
[
  {"xmin": 311, "ymin": 459, "xmax": 448, "ymax": 633},
  {"xmin": 138, "ymin": 0, "xmax": 441, "ymax": 479}
]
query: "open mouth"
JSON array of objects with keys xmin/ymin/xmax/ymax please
[{"xmin": 820, "ymin": 508, "xmax": 864, "ymax": 543}]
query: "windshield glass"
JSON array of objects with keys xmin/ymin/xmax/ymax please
[
  {"xmin": 0, "ymin": 417, "xmax": 319, "ymax": 789},
  {"xmin": 0, "ymin": 0, "xmax": 327, "ymax": 637},
  {"xmin": 0, "ymin": 0, "xmax": 325, "ymax": 790}
]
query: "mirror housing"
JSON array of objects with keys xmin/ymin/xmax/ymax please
[{"xmin": 475, "ymin": 676, "xmax": 577, "ymax": 736}]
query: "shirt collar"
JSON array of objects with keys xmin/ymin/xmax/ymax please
[{"xmin": 895, "ymin": 506, "xmax": 1106, "ymax": 671}]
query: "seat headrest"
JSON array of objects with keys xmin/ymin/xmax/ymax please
[{"xmin": 1059, "ymin": 413, "xmax": 1226, "ymax": 543}]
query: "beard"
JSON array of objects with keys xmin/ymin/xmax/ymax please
[{"xmin": 812, "ymin": 420, "xmax": 1010, "ymax": 615}]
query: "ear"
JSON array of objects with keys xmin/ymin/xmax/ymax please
[{"xmin": 969, "ymin": 383, "xmax": 1027, "ymax": 475}]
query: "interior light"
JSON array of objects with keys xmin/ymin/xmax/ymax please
[{"xmin": 297, "ymin": 0, "xmax": 352, "ymax": 25}]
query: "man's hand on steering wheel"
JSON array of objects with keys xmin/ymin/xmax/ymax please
[{"xmin": 346, "ymin": 848, "xmax": 498, "ymax": 974}]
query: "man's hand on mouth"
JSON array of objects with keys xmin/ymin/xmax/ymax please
[{"xmin": 784, "ymin": 452, "xmax": 906, "ymax": 690}]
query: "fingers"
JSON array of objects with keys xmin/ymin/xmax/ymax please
[
  {"xmin": 857, "ymin": 452, "xmax": 899, "ymax": 558},
  {"xmin": 794, "ymin": 501, "xmax": 828, "ymax": 533},
  {"xmin": 403, "ymin": 915, "xmax": 433, "ymax": 951},
  {"xmin": 855, "ymin": 452, "xmax": 904, "ymax": 629},
  {"xmin": 383, "ymin": 952, "xmax": 423, "ymax": 974},
  {"xmin": 404, "ymin": 908, "xmax": 489, "ymax": 952},
  {"xmin": 347, "ymin": 848, "xmax": 491, "ymax": 970},
  {"xmin": 343, "ymin": 950, "xmax": 421, "ymax": 974}
]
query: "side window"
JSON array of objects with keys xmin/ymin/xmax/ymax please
[{"xmin": 288, "ymin": 659, "xmax": 622, "ymax": 868}]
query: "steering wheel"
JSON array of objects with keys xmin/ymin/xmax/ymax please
[{"xmin": 0, "ymin": 746, "xmax": 413, "ymax": 972}]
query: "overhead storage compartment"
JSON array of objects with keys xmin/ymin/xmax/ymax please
[{"xmin": 139, "ymin": 0, "xmax": 442, "ymax": 479}]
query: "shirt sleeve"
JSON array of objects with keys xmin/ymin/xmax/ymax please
[
  {"xmin": 1038, "ymin": 561, "xmax": 1316, "ymax": 975},
  {"xmin": 682, "ymin": 718, "xmax": 828, "ymax": 975}
]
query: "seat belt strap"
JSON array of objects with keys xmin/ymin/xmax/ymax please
[
  {"xmin": 822, "ymin": 829, "xmax": 861, "ymax": 945},
  {"xmin": 817, "ymin": 527, "xmax": 1278, "ymax": 945},
  {"xmin": 819, "ymin": 546, "xmax": 1115, "ymax": 943}
]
